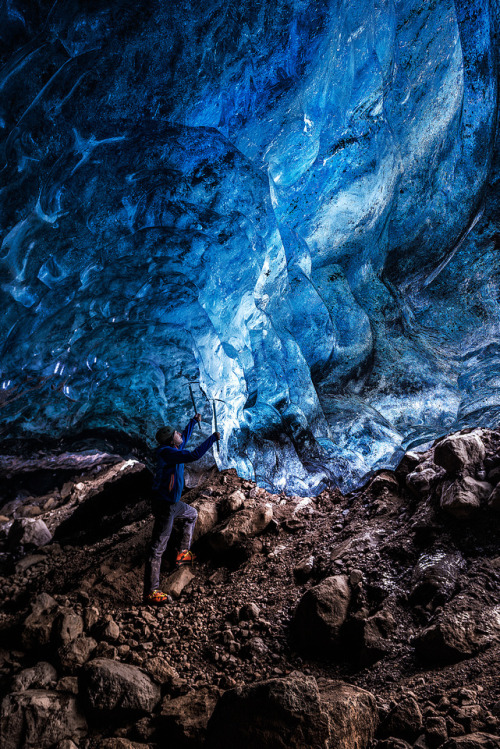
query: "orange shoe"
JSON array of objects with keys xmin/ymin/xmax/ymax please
[
  {"xmin": 176, "ymin": 549, "xmax": 196, "ymax": 567},
  {"xmin": 145, "ymin": 589, "xmax": 169, "ymax": 605}
]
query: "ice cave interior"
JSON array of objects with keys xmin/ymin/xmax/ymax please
[{"xmin": 1, "ymin": 0, "xmax": 499, "ymax": 493}]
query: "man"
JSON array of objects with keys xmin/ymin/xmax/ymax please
[{"xmin": 144, "ymin": 413, "xmax": 220, "ymax": 605}]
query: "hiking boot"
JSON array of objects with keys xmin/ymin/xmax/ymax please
[
  {"xmin": 176, "ymin": 549, "xmax": 196, "ymax": 567},
  {"xmin": 145, "ymin": 589, "xmax": 169, "ymax": 605}
]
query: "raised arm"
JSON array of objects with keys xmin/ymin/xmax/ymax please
[
  {"xmin": 158, "ymin": 433, "xmax": 218, "ymax": 465},
  {"xmin": 181, "ymin": 415, "xmax": 201, "ymax": 447}
]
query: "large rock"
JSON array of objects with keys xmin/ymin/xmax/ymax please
[
  {"xmin": 318, "ymin": 679, "xmax": 378, "ymax": 749},
  {"xmin": 410, "ymin": 551, "xmax": 464, "ymax": 606},
  {"xmin": 164, "ymin": 566, "xmax": 195, "ymax": 598},
  {"xmin": 414, "ymin": 603, "xmax": 500, "ymax": 663},
  {"xmin": 58, "ymin": 636, "xmax": 98, "ymax": 671},
  {"xmin": 205, "ymin": 674, "xmax": 330, "ymax": 749},
  {"xmin": 53, "ymin": 609, "xmax": 84, "ymax": 648},
  {"xmin": 352, "ymin": 608, "xmax": 396, "ymax": 666},
  {"xmin": 381, "ymin": 696, "xmax": 423, "ymax": 742},
  {"xmin": 0, "ymin": 690, "xmax": 87, "ymax": 749},
  {"xmin": 21, "ymin": 593, "xmax": 59, "ymax": 649},
  {"xmin": 293, "ymin": 575, "xmax": 351, "ymax": 654},
  {"xmin": 142, "ymin": 657, "xmax": 179, "ymax": 689},
  {"xmin": 11, "ymin": 662, "xmax": 58, "ymax": 692},
  {"xmin": 207, "ymin": 501, "xmax": 273, "ymax": 561},
  {"xmin": 222, "ymin": 489, "xmax": 246, "ymax": 514},
  {"xmin": 7, "ymin": 518, "xmax": 52, "ymax": 549},
  {"xmin": 80, "ymin": 658, "xmax": 160, "ymax": 713},
  {"xmin": 191, "ymin": 497, "xmax": 219, "ymax": 542},
  {"xmin": 440, "ymin": 477, "xmax": 492, "ymax": 520},
  {"xmin": 406, "ymin": 461, "xmax": 445, "ymax": 496},
  {"xmin": 434, "ymin": 432, "xmax": 486, "ymax": 474},
  {"xmin": 159, "ymin": 687, "xmax": 220, "ymax": 745}
]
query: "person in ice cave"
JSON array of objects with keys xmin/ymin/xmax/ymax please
[{"xmin": 144, "ymin": 413, "xmax": 220, "ymax": 605}]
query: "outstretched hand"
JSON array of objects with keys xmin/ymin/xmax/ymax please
[
  {"xmin": 194, "ymin": 413, "xmax": 202, "ymax": 423},
  {"xmin": 214, "ymin": 431, "xmax": 221, "ymax": 440}
]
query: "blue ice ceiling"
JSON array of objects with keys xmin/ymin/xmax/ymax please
[{"xmin": 0, "ymin": 0, "xmax": 499, "ymax": 493}]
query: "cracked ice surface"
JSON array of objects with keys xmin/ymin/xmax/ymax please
[{"xmin": 0, "ymin": 0, "xmax": 499, "ymax": 493}]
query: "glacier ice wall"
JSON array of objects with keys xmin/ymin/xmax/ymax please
[{"xmin": 0, "ymin": 0, "xmax": 499, "ymax": 493}]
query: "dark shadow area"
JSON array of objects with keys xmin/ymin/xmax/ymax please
[{"xmin": 54, "ymin": 469, "xmax": 152, "ymax": 545}]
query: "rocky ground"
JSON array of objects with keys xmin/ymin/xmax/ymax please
[{"xmin": 0, "ymin": 428, "xmax": 500, "ymax": 748}]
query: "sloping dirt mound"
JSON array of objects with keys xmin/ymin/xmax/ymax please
[{"xmin": 0, "ymin": 429, "xmax": 499, "ymax": 748}]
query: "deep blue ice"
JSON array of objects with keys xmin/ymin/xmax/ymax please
[{"xmin": 1, "ymin": 0, "xmax": 499, "ymax": 493}]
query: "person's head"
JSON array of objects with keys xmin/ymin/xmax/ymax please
[{"xmin": 156, "ymin": 425, "xmax": 182, "ymax": 447}]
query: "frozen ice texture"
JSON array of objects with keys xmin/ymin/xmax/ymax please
[{"xmin": 0, "ymin": 0, "xmax": 499, "ymax": 493}]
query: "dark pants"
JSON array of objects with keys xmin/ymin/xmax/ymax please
[{"xmin": 144, "ymin": 500, "xmax": 198, "ymax": 596}]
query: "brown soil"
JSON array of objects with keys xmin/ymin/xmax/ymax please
[{"xmin": 1, "ymin": 448, "xmax": 499, "ymax": 747}]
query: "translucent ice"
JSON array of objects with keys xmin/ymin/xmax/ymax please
[{"xmin": 0, "ymin": 0, "xmax": 499, "ymax": 492}]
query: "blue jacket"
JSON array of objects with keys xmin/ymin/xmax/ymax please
[{"xmin": 152, "ymin": 417, "xmax": 217, "ymax": 504}]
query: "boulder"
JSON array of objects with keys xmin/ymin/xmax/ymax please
[
  {"xmin": 21, "ymin": 593, "xmax": 59, "ymax": 649},
  {"xmin": 11, "ymin": 662, "xmax": 58, "ymax": 692},
  {"xmin": 353, "ymin": 608, "xmax": 396, "ymax": 665},
  {"xmin": 58, "ymin": 636, "xmax": 98, "ymax": 671},
  {"xmin": 381, "ymin": 696, "xmax": 423, "ymax": 741},
  {"xmin": 395, "ymin": 451, "xmax": 422, "ymax": 477},
  {"xmin": 160, "ymin": 687, "xmax": 220, "ymax": 745},
  {"xmin": 142, "ymin": 657, "xmax": 179, "ymax": 688},
  {"xmin": 410, "ymin": 551, "xmax": 464, "ymax": 606},
  {"xmin": 434, "ymin": 432, "xmax": 486, "ymax": 474},
  {"xmin": 222, "ymin": 489, "xmax": 246, "ymax": 514},
  {"xmin": 368, "ymin": 471, "xmax": 400, "ymax": 495},
  {"xmin": 164, "ymin": 566, "xmax": 195, "ymax": 598},
  {"xmin": 349, "ymin": 569, "xmax": 364, "ymax": 586},
  {"xmin": 191, "ymin": 497, "xmax": 219, "ymax": 542},
  {"xmin": 56, "ymin": 677, "xmax": 79, "ymax": 694},
  {"xmin": 414, "ymin": 604, "xmax": 500, "ymax": 663},
  {"xmin": 0, "ymin": 690, "xmax": 87, "ymax": 749},
  {"xmin": 440, "ymin": 477, "xmax": 492, "ymax": 520},
  {"xmin": 207, "ymin": 501, "xmax": 273, "ymax": 561},
  {"xmin": 441, "ymin": 734, "xmax": 500, "ymax": 749},
  {"xmin": 425, "ymin": 715, "xmax": 449, "ymax": 747},
  {"xmin": 318, "ymin": 679, "xmax": 378, "ymax": 749},
  {"xmin": 243, "ymin": 636, "xmax": 268, "ymax": 659},
  {"xmin": 7, "ymin": 518, "xmax": 52, "ymax": 549},
  {"xmin": 406, "ymin": 461, "xmax": 445, "ymax": 497},
  {"xmin": 293, "ymin": 575, "xmax": 350, "ymax": 654},
  {"xmin": 102, "ymin": 618, "xmax": 120, "ymax": 641},
  {"xmin": 80, "ymin": 658, "xmax": 160, "ymax": 713},
  {"xmin": 53, "ymin": 610, "xmax": 84, "ymax": 647},
  {"xmin": 205, "ymin": 674, "xmax": 330, "ymax": 749}
]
